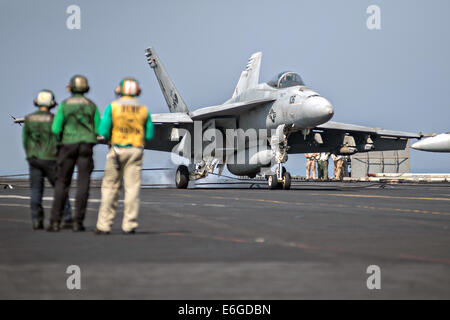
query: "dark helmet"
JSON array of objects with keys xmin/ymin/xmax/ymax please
[
  {"xmin": 114, "ymin": 77, "xmax": 141, "ymax": 97},
  {"xmin": 67, "ymin": 75, "xmax": 89, "ymax": 94},
  {"xmin": 33, "ymin": 89, "xmax": 57, "ymax": 108}
]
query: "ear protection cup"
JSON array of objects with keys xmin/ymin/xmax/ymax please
[{"xmin": 116, "ymin": 78, "xmax": 141, "ymax": 96}]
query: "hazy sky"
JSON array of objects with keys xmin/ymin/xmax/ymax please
[{"xmin": 1, "ymin": 0, "xmax": 449, "ymax": 177}]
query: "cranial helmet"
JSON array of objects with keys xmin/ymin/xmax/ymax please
[
  {"xmin": 34, "ymin": 90, "xmax": 57, "ymax": 108},
  {"xmin": 115, "ymin": 77, "xmax": 141, "ymax": 97},
  {"xmin": 67, "ymin": 75, "xmax": 89, "ymax": 94}
]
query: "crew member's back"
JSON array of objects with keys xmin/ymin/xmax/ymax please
[{"xmin": 48, "ymin": 75, "xmax": 100, "ymax": 232}]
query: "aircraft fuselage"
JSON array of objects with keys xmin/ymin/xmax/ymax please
[{"xmin": 228, "ymin": 83, "xmax": 334, "ymax": 132}]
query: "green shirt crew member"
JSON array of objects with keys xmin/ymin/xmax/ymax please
[
  {"xmin": 23, "ymin": 90, "xmax": 72, "ymax": 230},
  {"xmin": 95, "ymin": 78, "xmax": 154, "ymax": 235},
  {"xmin": 318, "ymin": 152, "xmax": 330, "ymax": 181},
  {"xmin": 48, "ymin": 75, "xmax": 100, "ymax": 232}
]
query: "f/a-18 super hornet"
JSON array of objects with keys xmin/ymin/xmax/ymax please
[{"xmin": 143, "ymin": 47, "xmax": 420, "ymax": 189}]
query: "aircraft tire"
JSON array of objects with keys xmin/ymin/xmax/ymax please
[
  {"xmin": 176, "ymin": 165, "xmax": 189, "ymax": 189},
  {"xmin": 268, "ymin": 174, "xmax": 278, "ymax": 190},
  {"xmin": 282, "ymin": 172, "xmax": 291, "ymax": 190}
]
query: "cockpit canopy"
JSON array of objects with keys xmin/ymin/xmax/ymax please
[{"xmin": 267, "ymin": 71, "xmax": 305, "ymax": 89}]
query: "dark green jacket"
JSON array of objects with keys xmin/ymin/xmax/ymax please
[
  {"xmin": 52, "ymin": 94, "xmax": 100, "ymax": 145},
  {"xmin": 22, "ymin": 110, "xmax": 59, "ymax": 160}
]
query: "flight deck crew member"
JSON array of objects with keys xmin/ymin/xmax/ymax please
[
  {"xmin": 22, "ymin": 90, "xmax": 72, "ymax": 230},
  {"xmin": 342, "ymin": 156, "xmax": 350, "ymax": 178},
  {"xmin": 305, "ymin": 153, "xmax": 318, "ymax": 180},
  {"xmin": 331, "ymin": 153, "xmax": 344, "ymax": 181},
  {"xmin": 94, "ymin": 78, "xmax": 154, "ymax": 235},
  {"xmin": 48, "ymin": 75, "xmax": 100, "ymax": 232},
  {"xmin": 317, "ymin": 152, "xmax": 330, "ymax": 180}
]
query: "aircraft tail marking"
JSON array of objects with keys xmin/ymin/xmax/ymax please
[
  {"xmin": 145, "ymin": 47, "xmax": 189, "ymax": 113},
  {"xmin": 232, "ymin": 52, "xmax": 262, "ymax": 99}
]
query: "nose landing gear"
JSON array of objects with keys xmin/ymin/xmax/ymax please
[
  {"xmin": 268, "ymin": 174, "xmax": 278, "ymax": 190},
  {"xmin": 267, "ymin": 124, "xmax": 292, "ymax": 190},
  {"xmin": 281, "ymin": 171, "xmax": 291, "ymax": 190},
  {"xmin": 267, "ymin": 167, "xmax": 291, "ymax": 190}
]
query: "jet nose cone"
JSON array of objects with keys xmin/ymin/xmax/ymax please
[
  {"xmin": 292, "ymin": 95, "xmax": 334, "ymax": 128},
  {"xmin": 305, "ymin": 96, "xmax": 334, "ymax": 122},
  {"xmin": 324, "ymin": 104, "xmax": 334, "ymax": 117}
]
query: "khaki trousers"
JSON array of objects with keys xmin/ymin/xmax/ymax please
[
  {"xmin": 306, "ymin": 159, "xmax": 317, "ymax": 179},
  {"xmin": 334, "ymin": 159, "xmax": 344, "ymax": 180},
  {"xmin": 318, "ymin": 160, "xmax": 328, "ymax": 180},
  {"xmin": 96, "ymin": 147, "xmax": 143, "ymax": 232}
]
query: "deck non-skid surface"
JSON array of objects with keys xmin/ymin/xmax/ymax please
[{"xmin": 0, "ymin": 182, "xmax": 449, "ymax": 299}]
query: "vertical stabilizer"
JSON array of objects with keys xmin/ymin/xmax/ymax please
[
  {"xmin": 145, "ymin": 47, "xmax": 189, "ymax": 113},
  {"xmin": 232, "ymin": 52, "xmax": 262, "ymax": 99}
]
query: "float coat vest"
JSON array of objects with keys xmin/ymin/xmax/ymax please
[
  {"xmin": 110, "ymin": 97, "xmax": 149, "ymax": 147},
  {"xmin": 23, "ymin": 110, "xmax": 59, "ymax": 160}
]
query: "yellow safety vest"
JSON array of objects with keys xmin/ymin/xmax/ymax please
[{"xmin": 110, "ymin": 97, "xmax": 148, "ymax": 147}]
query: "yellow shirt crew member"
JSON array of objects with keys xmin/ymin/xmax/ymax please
[
  {"xmin": 95, "ymin": 78, "xmax": 154, "ymax": 235},
  {"xmin": 99, "ymin": 98, "xmax": 153, "ymax": 146}
]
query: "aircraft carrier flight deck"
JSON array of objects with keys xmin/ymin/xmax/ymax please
[{"xmin": 0, "ymin": 181, "xmax": 449, "ymax": 299}]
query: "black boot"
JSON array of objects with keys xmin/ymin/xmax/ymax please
[
  {"xmin": 72, "ymin": 222, "xmax": 85, "ymax": 232},
  {"xmin": 93, "ymin": 227, "xmax": 110, "ymax": 235},
  {"xmin": 32, "ymin": 221, "xmax": 44, "ymax": 230},
  {"xmin": 60, "ymin": 219, "xmax": 73, "ymax": 230},
  {"xmin": 122, "ymin": 229, "xmax": 136, "ymax": 235},
  {"xmin": 46, "ymin": 222, "xmax": 60, "ymax": 232}
]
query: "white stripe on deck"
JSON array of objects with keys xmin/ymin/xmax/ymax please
[{"xmin": 0, "ymin": 195, "xmax": 102, "ymax": 203}]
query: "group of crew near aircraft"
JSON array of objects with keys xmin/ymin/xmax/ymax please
[
  {"xmin": 22, "ymin": 75, "xmax": 153, "ymax": 234},
  {"xmin": 20, "ymin": 47, "xmax": 449, "ymax": 233},
  {"xmin": 304, "ymin": 153, "xmax": 350, "ymax": 181}
]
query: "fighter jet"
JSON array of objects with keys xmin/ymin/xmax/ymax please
[
  {"xmin": 143, "ymin": 47, "xmax": 419, "ymax": 189},
  {"xmin": 411, "ymin": 133, "xmax": 450, "ymax": 152}
]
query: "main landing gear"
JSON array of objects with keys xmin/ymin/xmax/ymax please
[
  {"xmin": 175, "ymin": 157, "xmax": 220, "ymax": 189},
  {"xmin": 175, "ymin": 165, "xmax": 189, "ymax": 189}
]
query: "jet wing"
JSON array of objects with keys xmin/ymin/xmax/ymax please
[
  {"xmin": 145, "ymin": 113, "xmax": 193, "ymax": 153},
  {"xmin": 190, "ymin": 98, "xmax": 275, "ymax": 120},
  {"xmin": 11, "ymin": 116, "xmax": 24, "ymax": 124},
  {"xmin": 316, "ymin": 121, "xmax": 420, "ymax": 139},
  {"xmin": 288, "ymin": 121, "xmax": 420, "ymax": 154},
  {"xmin": 146, "ymin": 99, "xmax": 275, "ymax": 154},
  {"xmin": 151, "ymin": 112, "xmax": 193, "ymax": 124}
]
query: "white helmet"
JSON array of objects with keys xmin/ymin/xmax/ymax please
[{"xmin": 34, "ymin": 90, "xmax": 57, "ymax": 108}]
